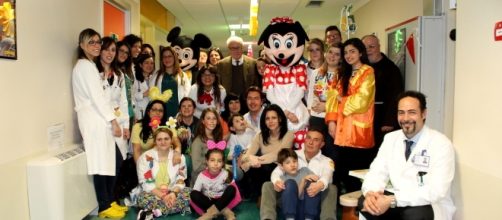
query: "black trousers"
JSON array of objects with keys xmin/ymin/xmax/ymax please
[
  {"xmin": 334, "ymin": 146, "xmax": 374, "ymax": 193},
  {"xmin": 93, "ymin": 145, "xmax": 123, "ymax": 212},
  {"xmin": 190, "ymin": 185, "xmax": 236, "ymax": 211},
  {"xmin": 239, "ymin": 163, "xmax": 277, "ymax": 199}
]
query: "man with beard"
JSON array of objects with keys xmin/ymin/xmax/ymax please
[{"xmin": 359, "ymin": 91, "xmax": 456, "ymax": 220}]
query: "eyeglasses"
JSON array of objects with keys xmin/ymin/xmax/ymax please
[{"xmin": 88, "ymin": 40, "xmax": 102, "ymax": 46}]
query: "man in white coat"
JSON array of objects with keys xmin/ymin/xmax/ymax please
[{"xmin": 360, "ymin": 90, "xmax": 455, "ymax": 220}]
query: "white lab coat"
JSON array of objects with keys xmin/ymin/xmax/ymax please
[
  {"xmin": 362, "ymin": 126, "xmax": 456, "ymax": 220},
  {"xmin": 72, "ymin": 59, "xmax": 117, "ymax": 176},
  {"xmin": 101, "ymin": 71, "xmax": 129, "ymax": 159},
  {"xmin": 132, "ymin": 77, "xmax": 150, "ymax": 120}
]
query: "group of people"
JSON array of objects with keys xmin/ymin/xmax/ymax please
[{"xmin": 72, "ymin": 22, "xmax": 455, "ymax": 220}]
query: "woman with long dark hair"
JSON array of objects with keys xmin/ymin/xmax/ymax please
[
  {"xmin": 239, "ymin": 104, "xmax": 295, "ymax": 199},
  {"xmin": 188, "ymin": 65, "xmax": 226, "ymax": 118},
  {"xmin": 326, "ymin": 38, "xmax": 376, "ymax": 193}
]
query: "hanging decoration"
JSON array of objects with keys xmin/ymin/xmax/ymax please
[
  {"xmin": 406, "ymin": 33, "xmax": 416, "ymax": 64},
  {"xmin": 340, "ymin": 4, "xmax": 357, "ymax": 39}
]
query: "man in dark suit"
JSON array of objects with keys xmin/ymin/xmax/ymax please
[{"xmin": 218, "ymin": 36, "xmax": 261, "ymax": 98}]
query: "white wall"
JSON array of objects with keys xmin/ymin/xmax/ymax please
[
  {"xmin": 0, "ymin": 0, "xmax": 139, "ymax": 219},
  {"xmin": 453, "ymin": 0, "xmax": 502, "ymax": 219}
]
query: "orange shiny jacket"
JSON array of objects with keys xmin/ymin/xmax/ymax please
[{"xmin": 325, "ymin": 64, "xmax": 375, "ymax": 148}]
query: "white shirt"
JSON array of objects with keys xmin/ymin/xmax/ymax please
[
  {"xmin": 362, "ymin": 126, "xmax": 456, "ymax": 220},
  {"xmin": 243, "ymin": 107, "xmax": 263, "ymax": 132},
  {"xmin": 271, "ymin": 149, "xmax": 334, "ymax": 191},
  {"xmin": 188, "ymin": 84, "xmax": 227, "ymax": 118},
  {"xmin": 226, "ymin": 127, "xmax": 257, "ymax": 161},
  {"xmin": 101, "ymin": 71, "xmax": 130, "ymax": 159}
]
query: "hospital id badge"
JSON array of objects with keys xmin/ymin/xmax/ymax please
[{"xmin": 412, "ymin": 155, "xmax": 430, "ymax": 168}]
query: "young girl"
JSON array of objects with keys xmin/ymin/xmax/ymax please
[
  {"xmin": 136, "ymin": 128, "xmax": 191, "ymax": 217},
  {"xmin": 188, "ymin": 65, "xmax": 226, "ymax": 118},
  {"xmin": 133, "ymin": 53, "xmax": 154, "ymax": 120},
  {"xmin": 307, "ymin": 43, "xmax": 343, "ymax": 182},
  {"xmin": 190, "ymin": 149, "xmax": 238, "ymax": 220},
  {"xmin": 150, "ymin": 46, "xmax": 191, "ymax": 118},
  {"xmin": 189, "ymin": 108, "xmax": 224, "ymax": 186}
]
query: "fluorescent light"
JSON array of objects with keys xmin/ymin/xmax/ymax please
[{"xmin": 229, "ymin": 24, "xmax": 250, "ymax": 30}]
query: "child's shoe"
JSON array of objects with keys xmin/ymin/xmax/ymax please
[
  {"xmin": 98, "ymin": 206, "xmax": 126, "ymax": 219},
  {"xmin": 137, "ymin": 209, "xmax": 154, "ymax": 220}
]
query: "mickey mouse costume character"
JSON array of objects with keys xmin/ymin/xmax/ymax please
[
  {"xmin": 258, "ymin": 17, "xmax": 310, "ymax": 149},
  {"xmin": 167, "ymin": 27, "xmax": 212, "ymax": 84}
]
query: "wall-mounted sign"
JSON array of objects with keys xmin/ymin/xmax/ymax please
[{"xmin": 495, "ymin": 21, "xmax": 502, "ymax": 41}]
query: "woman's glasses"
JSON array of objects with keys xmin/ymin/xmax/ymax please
[{"xmin": 88, "ymin": 40, "xmax": 102, "ymax": 46}]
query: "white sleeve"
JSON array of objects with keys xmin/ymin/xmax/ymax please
[
  {"xmin": 136, "ymin": 152, "xmax": 155, "ymax": 192},
  {"xmin": 306, "ymin": 70, "xmax": 317, "ymax": 110},
  {"xmin": 270, "ymin": 166, "xmax": 284, "ymax": 184},
  {"xmin": 318, "ymin": 158, "xmax": 334, "ymax": 191},
  {"xmin": 193, "ymin": 173, "xmax": 204, "ymax": 191},
  {"xmin": 172, "ymin": 155, "xmax": 187, "ymax": 191},
  {"xmin": 74, "ymin": 60, "xmax": 115, "ymax": 122},
  {"xmin": 119, "ymin": 76, "xmax": 129, "ymax": 128}
]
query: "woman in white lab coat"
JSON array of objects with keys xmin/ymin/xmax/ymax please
[
  {"xmin": 72, "ymin": 29, "xmax": 126, "ymax": 218},
  {"xmin": 96, "ymin": 36, "xmax": 130, "ymax": 161}
]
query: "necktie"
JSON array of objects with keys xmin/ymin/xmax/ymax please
[
  {"xmin": 233, "ymin": 60, "xmax": 241, "ymax": 66},
  {"xmin": 405, "ymin": 140, "xmax": 414, "ymax": 160}
]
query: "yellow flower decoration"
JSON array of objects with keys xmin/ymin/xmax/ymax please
[
  {"xmin": 148, "ymin": 86, "xmax": 173, "ymax": 103},
  {"xmin": 166, "ymin": 117, "xmax": 177, "ymax": 129},
  {"xmin": 164, "ymin": 117, "xmax": 178, "ymax": 138},
  {"xmin": 0, "ymin": 2, "xmax": 15, "ymax": 37}
]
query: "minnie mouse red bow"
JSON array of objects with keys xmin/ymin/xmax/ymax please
[
  {"xmin": 198, "ymin": 92, "xmax": 213, "ymax": 105},
  {"xmin": 207, "ymin": 140, "xmax": 226, "ymax": 150}
]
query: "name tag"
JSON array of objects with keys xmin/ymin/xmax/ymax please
[{"xmin": 412, "ymin": 149, "xmax": 430, "ymax": 172}]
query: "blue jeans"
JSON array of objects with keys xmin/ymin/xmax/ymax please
[{"xmin": 281, "ymin": 179, "xmax": 321, "ymax": 219}]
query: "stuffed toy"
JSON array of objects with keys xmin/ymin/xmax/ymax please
[
  {"xmin": 167, "ymin": 27, "xmax": 212, "ymax": 83},
  {"xmin": 258, "ymin": 17, "xmax": 310, "ymax": 149}
]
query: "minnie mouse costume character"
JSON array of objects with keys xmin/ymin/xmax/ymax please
[
  {"xmin": 167, "ymin": 27, "xmax": 212, "ymax": 83},
  {"xmin": 258, "ymin": 17, "xmax": 310, "ymax": 149}
]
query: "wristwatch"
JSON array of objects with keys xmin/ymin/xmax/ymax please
[{"xmin": 390, "ymin": 197, "xmax": 397, "ymax": 208}]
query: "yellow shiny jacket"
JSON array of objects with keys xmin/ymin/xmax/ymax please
[{"xmin": 325, "ymin": 64, "xmax": 375, "ymax": 148}]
